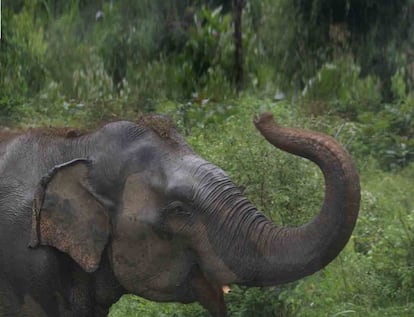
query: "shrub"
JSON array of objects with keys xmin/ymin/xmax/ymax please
[
  {"xmin": 175, "ymin": 5, "xmax": 235, "ymax": 98},
  {"xmin": 108, "ymin": 295, "xmax": 208, "ymax": 317},
  {"xmin": 0, "ymin": 2, "xmax": 47, "ymax": 97},
  {"xmin": 355, "ymin": 69, "xmax": 414, "ymax": 170},
  {"xmin": 300, "ymin": 57, "xmax": 382, "ymax": 118}
]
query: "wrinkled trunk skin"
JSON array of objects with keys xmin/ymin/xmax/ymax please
[{"xmin": 192, "ymin": 113, "xmax": 360, "ymax": 286}]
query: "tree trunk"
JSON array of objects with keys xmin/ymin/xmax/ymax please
[{"xmin": 233, "ymin": 0, "xmax": 244, "ymax": 93}]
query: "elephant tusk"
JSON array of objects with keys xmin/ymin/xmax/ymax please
[{"xmin": 222, "ymin": 285, "xmax": 231, "ymax": 294}]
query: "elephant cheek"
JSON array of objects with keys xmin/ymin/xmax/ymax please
[
  {"xmin": 188, "ymin": 224, "xmax": 238, "ymax": 284},
  {"xmin": 108, "ymin": 233, "xmax": 195, "ymax": 301},
  {"xmin": 108, "ymin": 231, "xmax": 169, "ymax": 294},
  {"xmin": 109, "ymin": 238, "xmax": 143, "ymax": 292}
]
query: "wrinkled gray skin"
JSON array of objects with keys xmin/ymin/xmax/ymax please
[{"xmin": 0, "ymin": 113, "xmax": 360, "ymax": 316}]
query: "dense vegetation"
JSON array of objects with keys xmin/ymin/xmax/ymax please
[{"xmin": 1, "ymin": 0, "xmax": 414, "ymax": 316}]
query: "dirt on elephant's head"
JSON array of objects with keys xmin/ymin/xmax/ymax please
[
  {"xmin": 0, "ymin": 128, "xmax": 21, "ymax": 143},
  {"xmin": 31, "ymin": 127, "xmax": 87, "ymax": 138},
  {"xmin": 137, "ymin": 114, "xmax": 185, "ymax": 146},
  {"xmin": 138, "ymin": 114, "xmax": 175, "ymax": 138}
]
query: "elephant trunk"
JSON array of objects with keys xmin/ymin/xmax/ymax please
[{"xmin": 190, "ymin": 113, "xmax": 360, "ymax": 286}]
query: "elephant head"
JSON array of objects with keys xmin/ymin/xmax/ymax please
[{"xmin": 29, "ymin": 113, "xmax": 360, "ymax": 316}]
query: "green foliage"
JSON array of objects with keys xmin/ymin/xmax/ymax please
[
  {"xmin": 156, "ymin": 98, "xmax": 240, "ymax": 135},
  {"xmin": 226, "ymin": 286, "xmax": 288, "ymax": 317},
  {"xmin": 298, "ymin": 57, "xmax": 414, "ymax": 170},
  {"xmin": 353, "ymin": 69, "xmax": 414, "ymax": 170},
  {"xmin": 357, "ymin": 103, "xmax": 414, "ymax": 170},
  {"xmin": 0, "ymin": 2, "xmax": 47, "ymax": 97},
  {"xmin": 109, "ymin": 295, "xmax": 208, "ymax": 317},
  {"xmin": 301, "ymin": 57, "xmax": 382, "ymax": 117},
  {"xmin": 253, "ymin": 0, "xmax": 414, "ymax": 100},
  {"xmin": 0, "ymin": 96, "xmax": 26, "ymax": 125},
  {"xmin": 359, "ymin": 166, "xmax": 414, "ymax": 302},
  {"xmin": 175, "ymin": 5, "xmax": 235, "ymax": 97},
  {"xmin": 253, "ymin": 0, "xmax": 329, "ymax": 91},
  {"xmin": 43, "ymin": 0, "xmax": 88, "ymax": 97}
]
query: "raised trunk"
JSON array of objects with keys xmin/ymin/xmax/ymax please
[{"xmin": 192, "ymin": 112, "xmax": 360, "ymax": 286}]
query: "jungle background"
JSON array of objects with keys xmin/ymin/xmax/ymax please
[{"xmin": 1, "ymin": 0, "xmax": 414, "ymax": 316}]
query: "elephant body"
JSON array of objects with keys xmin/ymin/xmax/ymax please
[
  {"xmin": 0, "ymin": 124, "xmax": 129, "ymax": 316},
  {"xmin": 0, "ymin": 114, "xmax": 360, "ymax": 316}
]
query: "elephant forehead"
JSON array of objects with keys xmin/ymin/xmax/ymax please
[
  {"xmin": 164, "ymin": 155, "xmax": 206, "ymax": 188},
  {"xmin": 120, "ymin": 173, "xmax": 163, "ymax": 225}
]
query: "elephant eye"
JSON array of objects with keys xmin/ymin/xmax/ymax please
[{"xmin": 165, "ymin": 201, "xmax": 191, "ymax": 216}]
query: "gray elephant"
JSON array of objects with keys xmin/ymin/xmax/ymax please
[{"xmin": 0, "ymin": 112, "xmax": 360, "ymax": 316}]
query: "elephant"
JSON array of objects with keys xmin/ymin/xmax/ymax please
[{"xmin": 0, "ymin": 112, "xmax": 360, "ymax": 316}]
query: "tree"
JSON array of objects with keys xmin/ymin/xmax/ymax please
[{"xmin": 233, "ymin": 0, "xmax": 244, "ymax": 93}]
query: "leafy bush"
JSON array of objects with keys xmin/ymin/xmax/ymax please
[
  {"xmin": 357, "ymin": 103, "xmax": 414, "ymax": 171},
  {"xmin": 0, "ymin": 2, "xmax": 47, "ymax": 97},
  {"xmin": 353, "ymin": 68, "xmax": 414, "ymax": 170},
  {"xmin": 298, "ymin": 58, "xmax": 414, "ymax": 171},
  {"xmin": 256, "ymin": 0, "xmax": 414, "ymax": 98},
  {"xmin": 0, "ymin": 96, "xmax": 26, "ymax": 125},
  {"xmin": 108, "ymin": 295, "xmax": 208, "ymax": 317},
  {"xmin": 227, "ymin": 286, "xmax": 289, "ymax": 317},
  {"xmin": 253, "ymin": 0, "xmax": 331, "ymax": 92},
  {"xmin": 174, "ymin": 5, "xmax": 234, "ymax": 98},
  {"xmin": 300, "ymin": 57, "xmax": 382, "ymax": 117},
  {"xmin": 359, "ymin": 165, "xmax": 414, "ymax": 304}
]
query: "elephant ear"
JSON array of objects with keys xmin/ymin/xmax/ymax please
[{"xmin": 29, "ymin": 158, "xmax": 110, "ymax": 273}]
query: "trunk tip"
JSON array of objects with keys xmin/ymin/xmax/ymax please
[{"xmin": 254, "ymin": 112, "xmax": 277, "ymax": 129}]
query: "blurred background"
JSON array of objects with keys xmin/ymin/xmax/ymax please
[{"xmin": 1, "ymin": 1, "xmax": 414, "ymax": 316}]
